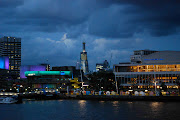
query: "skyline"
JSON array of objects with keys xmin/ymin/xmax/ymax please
[{"xmin": 0, "ymin": 0, "xmax": 180, "ymax": 70}]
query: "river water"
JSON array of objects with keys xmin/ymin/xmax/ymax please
[{"xmin": 0, "ymin": 100, "xmax": 180, "ymax": 120}]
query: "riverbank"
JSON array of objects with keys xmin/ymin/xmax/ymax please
[{"xmin": 20, "ymin": 94, "xmax": 180, "ymax": 102}]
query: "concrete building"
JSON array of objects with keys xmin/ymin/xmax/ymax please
[
  {"xmin": 114, "ymin": 50, "xmax": 180, "ymax": 91},
  {"xmin": 80, "ymin": 42, "xmax": 89, "ymax": 74},
  {"xmin": 52, "ymin": 66, "xmax": 80, "ymax": 78},
  {"xmin": 20, "ymin": 65, "xmax": 47, "ymax": 79},
  {"xmin": 0, "ymin": 68, "xmax": 17, "ymax": 88},
  {"xmin": 96, "ymin": 60, "xmax": 110, "ymax": 72},
  {"xmin": 40, "ymin": 64, "xmax": 50, "ymax": 71},
  {"xmin": 76, "ymin": 61, "xmax": 80, "ymax": 70},
  {"xmin": 0, "ymin": 36, "xmax": 21, "ymax": 78},
  {"xmin": 25, "ymin": 71, "xmax": 72, "ymax": 90}
]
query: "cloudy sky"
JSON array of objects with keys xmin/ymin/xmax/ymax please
[{"xmin": 0, "ymin": 0, "xmax": 180, "ymax": 70}]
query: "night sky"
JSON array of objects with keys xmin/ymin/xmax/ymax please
[{"xmin": 0, "ymin": 0, "xmax": 180, "ymax": 71}]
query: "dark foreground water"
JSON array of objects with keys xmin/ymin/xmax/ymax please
[{"xmin": 0, "ymin": 100, "xmax": 180, "ymax": 120}]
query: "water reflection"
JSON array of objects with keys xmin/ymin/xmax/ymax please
[
  {"xmin": 151, "ymin": 102, "xmax": 161, "ymax": 109},
  {"xmin": 99, "ymin": 101, "xmax": 105, "ymax": 104},
  {"xmin": 1, "ymin": 100, "xmax": 180, "ymax": 120},
  {"xmin": 150, "ymin": 102, "xmax": 163, "ymax": 112},
  {"xmin": 78, "ymin": 100, "xmax": 87, "ymax": 118},
  {"xmin": 112, "ymin": 101, "xmax": 120, "ymax": 113},
  {"xmin": 112, "ymin": 101, "xmax": 119, "ymax": 107},
  {"xmin": 78, "ymin": 100, "xmax": 86, "ymax": 109},
  {"xmin": 127, "ymin": 101, "xmax": 133, "ymax": 109}
]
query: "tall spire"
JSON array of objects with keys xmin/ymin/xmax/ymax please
[
  {"xmin": 80, "ymin": 42, "xmax": 89, "ymax": 74},
  {"xmin": 83, "ymin": 42, "xmax": 86, "ymax": 52}
]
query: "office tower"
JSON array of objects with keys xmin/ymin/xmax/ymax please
[
  {"xmin": 76, "ymin": 61, "xmax": 80, "ymax": 70},
  {"xmin": 0, "ymin": 36, "xmax": 21, "ymax": 78},
  {"xmin": 80, "ymin": 42, "xmax": 89, "ymax": 74},
  {"xmin": 96, "ymin": 60, "xmax": 110, "ymax": 72}
]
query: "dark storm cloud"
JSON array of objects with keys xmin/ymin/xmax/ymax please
[
  {"xmin": 1, "ymin": 0, "xmax": 180, "ymax": 70},
  {"xmin": 0, "ymin": 0, "xmax": 24, "ymax": 8},
  {"xmin": 88, "ymin": 0, "xmax": 180, "ymax": 38},
  {"xmin": 1, "ymin": 0, "xmax": 180, "ymax": 38},
  {"xmin": 15, "ymin": 0, "xmax": 110, "ymax": 25},
  {"xmin": 0, "ymin": 0, "xmax": 109, "ymax": 34}
]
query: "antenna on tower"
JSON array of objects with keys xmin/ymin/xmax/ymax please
[
  {"xmin": 109, "ymin": 53, "xmax": 113, "ymax": 68},
  {"xmin": 83, "ymin": 42, "xmax": 86, "ymax": 52}
]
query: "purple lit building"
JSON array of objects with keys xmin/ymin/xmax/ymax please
[{"xmin": 20, "ymin": 65, "xmax": 46, "ymax": 78}]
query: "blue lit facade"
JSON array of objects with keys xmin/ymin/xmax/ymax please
[{"xmin": 0, "ymin": 56, "xmax": 9, "ymax": 70}]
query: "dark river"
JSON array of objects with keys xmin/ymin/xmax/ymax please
[{"xmin": 0, "ymin": 100, "xmax": 180, "ymax": 120}]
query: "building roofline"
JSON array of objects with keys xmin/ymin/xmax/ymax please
[{"xmin": 114, "ymin": 63, "xmax": 180, "ymax": 66}]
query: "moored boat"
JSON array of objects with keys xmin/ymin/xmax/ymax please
[{"xmin": 0, "ymin": 96, "xmax": 18, "ymax": 104}]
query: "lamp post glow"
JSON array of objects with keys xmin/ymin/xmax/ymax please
[
  {"xmin": 153, "ymin": 65, "xmax": 157, "ymax": 95},
  {"xmin": 155, "ymin": 81, "xmax": 157, "ymax": 95}
]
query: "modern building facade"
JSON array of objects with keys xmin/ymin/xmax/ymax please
[
  {"xmin": 25, "ymin": 71, "xmax": 72, "ymax": 90},
  {"xmin": 0, "ymin": 36, "xmax": 21, "ymax": 78},
  {"xmin": 80, "ymin": 42, "xmax": 89, "ymax": 74},
  {"xmin": 0, "ymin": 69, "xmax": 17, "ymax": 88},
  {"xmin": 40, "ymin": 64, "xmax": 50, "ymax": 71},
  {"xmin": 52, "ymin": 66, "xmax": 80, "ymax": 78},
  {"xmin": 0, "ymin": 56, "xmax": 9, "ymax": 70},
  {"xmin": 76, "ymin": 61, "xmax": 80, "ymax": 70},
  {"xmin": 96, "ymin": 60, "xmax": 110, "ymax": 72},
  {"xmin": 20, "ymin": 65, "xmax": 47, "ymax": 79},
  {"xmin": 114, "ymin": 50, "xmax": 180, "ymax": 91}
]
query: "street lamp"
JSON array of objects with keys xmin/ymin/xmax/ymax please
[
  {"xmin": 155, "ymin": 81, "xmax": 157, "ymax": 94},
  {"xmin": 153, "ymin": 65, "xmax": 157, "ymax": 96},
  {"xmin": 154, "ymin": 73, "xmax": 157, "ymax": 96}
]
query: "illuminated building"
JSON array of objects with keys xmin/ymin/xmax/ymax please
[
  {"xmin": 25, "ymin": 71, "xmax": 71, "ymax": 76},
  {"xmin": 20, "ymin": 64, "xmax": 50, "ymax": 79},
  {"xmin": 80, "ymin": 42, "xmax": 89, "ymax": 74},
  {"xmin": 40, "ymin": 64, "xmax": 50, "ymax": 71},
  {"xmin": 20, "ymin": 65, "xmax": 47, "ymax": 78},
  {"xmin": 114, "ymin": 50, "xmax": 180, "ymax": 91},
  {"xmin": 52, "ymin": 66, "xmax": 80, "ymax": 78},
  {"xmin": 0, "ymin": 69, "xmax": 17, "ymax": 88},
  {"xmin": 0, "ymin": 36, "xmax": 21, "ymax": 78},
  {"xmin": 0, "ymin": 56, "xmax": 9, "ymax": 70},
  {"xmin": 25, "ymin": 71, "xmax": 72, "ymax": 89},
  {"xmin": 0, "ymin": 56, "xmax": 17, "ymax": 88},
  {"xmin": 70, "ymin": 78, "xmax": 81, "ymax": 89},
  {"xmin": 96, "ymin": 60, "xmax": 110, "ymax": 72}
]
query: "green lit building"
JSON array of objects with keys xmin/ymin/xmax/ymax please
[{"xmin": 25, "ymin": 71, "xmax": 72, "ymax": 89}]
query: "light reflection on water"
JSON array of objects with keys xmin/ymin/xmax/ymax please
[
  {"xmin": 78, "ymin": 100, "xmax": 86, "ymax": 107},
  {"xmin": 78, "ymin": 100, "xmax": 87, "ymax": 118},
  {"xmin": 0, "ymin": 100, "xmax": 180, "ymax": 120},
  {"xmin": 99, "ymin": 101, "xmax": 105, "ymax": 104},
  {"xmin": 150, "ymin": 102, "xmax": 162, "ymax": 110},
  {"xmin": 112, "ymin": 101, "xmax": 120, "ymax": 113}
]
